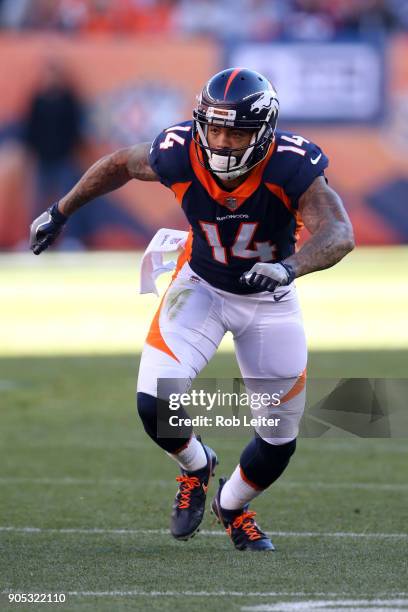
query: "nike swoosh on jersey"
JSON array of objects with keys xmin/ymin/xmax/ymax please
[
  {"xmin": 310, "ymin": 153, "xmax": 322, "ymax": 165},
  {"xmin": 273, "ymin": 290, "xmax": 290, "ymax": 302}
]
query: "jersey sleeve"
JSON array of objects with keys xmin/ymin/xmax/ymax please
[
  {"xmin": 284, "ymin": 141, "xmax": 329, "ymax": 205},
  {"xmin": 148, "ymin": 122, "xmax": 193, "ymax": 188}
]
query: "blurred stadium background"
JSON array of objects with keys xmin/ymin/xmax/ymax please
[
  {"xmin": 1, "ymin": 2, "xmax": 408, "ymax": 611},
  {"xmin": 0, "ymin": 0, "xmax": 408, "ymax": 355},
  {"xmin": 1, "ymin": 0, "xmax": 408, "ymax": 252}
]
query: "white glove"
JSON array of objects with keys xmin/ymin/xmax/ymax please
[{"xmin": 240, "ymin": 262, "xmax": 295, "ymax": 292}]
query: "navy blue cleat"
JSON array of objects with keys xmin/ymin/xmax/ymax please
[
  {"xmin": 170, "ymin": 439, "xmax": 218, "ymax": 540},
  {"xmin": 211, "ymin": 478, "xmax": 275, "ymax": 551}
]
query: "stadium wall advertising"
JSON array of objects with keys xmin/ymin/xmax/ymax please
[{"xmin": 228, "ymin": 39, "xmax": 385, "ymax": 123}]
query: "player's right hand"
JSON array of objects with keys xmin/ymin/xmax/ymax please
[
  {"xmin": 29, "ymin": 203, "xmax": 67, "ymax": 255},
  {"xmin": 239, "ymin": 262, "xmax": 296, "ymax": 292}
]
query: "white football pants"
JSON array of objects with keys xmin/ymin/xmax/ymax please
[{"xmin": 137, "ymin": 262, "xmax": 307, "ymax": 443}]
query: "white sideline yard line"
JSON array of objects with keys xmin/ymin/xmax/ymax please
[
  {"xmin": 241, "ymin": 599, "xmax": 408, "ymax": 611},
  {"xmin": 2, "ymin": 590, "xmax": 407, "ymax": 599},
  {"xmin": 1, "ymin": 526, "xmax": 407, "ymax": 539},
  {"xmin": 1, "ymin": 476, "xmax": 408, "ymax": 492}
]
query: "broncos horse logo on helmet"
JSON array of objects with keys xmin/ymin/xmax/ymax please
[
  {"xmin": 250, "ymin": 91, "xmax": 279, "ymax": 115},
  {"xmin": 193, "ymin": 67, "xmax": 279, "ymax": 181}
]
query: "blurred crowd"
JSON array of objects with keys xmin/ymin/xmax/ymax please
[{"xmin": 0, "ymin": 0, "xmax": 407, "ymax": 39}]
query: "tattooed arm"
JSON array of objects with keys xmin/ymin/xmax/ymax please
[
  {"xmin": 283, "ymin": 176, "xmax": 355, "ymax": 278},
  {"xmin": 58, "ymin": 143, "xmax": 159, "ymax": 216},
  {"xmin": 29, "ymin": 143, "xmax": 160, "ymax": 254},
  {"xmin": 238, "ymin": 175, "xmax": 354, "ymax": 291}
]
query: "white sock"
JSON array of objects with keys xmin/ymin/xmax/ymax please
[
  {"xmin": 167, "ymin": 436, "xmax": 207, "ymax": 472},
  {"xmin": 220, "ymin": 465, "xmax": 262, "ymax": 510}
]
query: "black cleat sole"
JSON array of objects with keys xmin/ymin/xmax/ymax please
[{"xmin": 173, "ymin": 527, "xmax": 200, "ymax": 541}]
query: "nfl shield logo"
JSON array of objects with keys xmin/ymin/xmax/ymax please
[{"xmin": 225, "ymin": 197, "xmax": 238, "ymax": 210}]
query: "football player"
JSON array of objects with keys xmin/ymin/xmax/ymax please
[{"xmin": 30, "ymin": 68, "xmax": 354, "ymax": 551}]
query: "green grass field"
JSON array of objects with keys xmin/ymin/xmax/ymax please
[
  {"xmin": 1, "ymin": 250, "xmax": 408, "ymax": 611},
  {"xmin": 1, "ymin": 247, "xmax": 408, "ymax": 355}
]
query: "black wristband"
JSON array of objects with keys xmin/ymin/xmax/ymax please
[
  {"xmin": 49, "ymin": 202, "xmax": 67, "ymax": 225},
  {"xmin": 280, "ymin": 262, "xmax": 296, "ymax": 285}
]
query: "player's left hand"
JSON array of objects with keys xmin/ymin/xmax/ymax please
[{"xmin": 240, "ymin": 262, "xmax": 295, "ymax": 292}]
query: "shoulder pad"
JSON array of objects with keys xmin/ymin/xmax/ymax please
[
  {"xmin": 149, "ymin": 120, "xmax": 193, "ymax": 188},
  {"xmin": 264, "ymin": 130, "xmax": 329, "ymax": 204}
]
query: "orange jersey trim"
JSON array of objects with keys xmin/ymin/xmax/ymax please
[
  {"xmin": 265, "ymin": 183, "xmax": 292, "ymax": 212},
  {"xmin": 265, "ymin": 182, "xmax": 304, "ymax": 239},
  {"xmin": 145, "ymin": 291, "xmax": 180, "ymax": 363},
  {"xmin": 189, "ymin": 139, "xmax": 275, "ymax": 210},
  {"xmin": 170, "ymin": 181, "xmax": 192, "ymax": 205},
  {"xmin": 280, "ymin": 369, "xmax": 307, "ymax": 404},
  {"xmin": 172, "ymin": 227, "xmax": 193, "ymax": 280}
]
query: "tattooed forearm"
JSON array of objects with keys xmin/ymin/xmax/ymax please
[
  {"xmin": 58, "ymin": 143, "xmax": 158, "ymax": 216},
  {"xmin": 283, "ymin": 176, "xmax": 355, "ymax": 278},
  {"xmin": 285, "ymin": 222, "xmax": 353, "ymax": 277}
]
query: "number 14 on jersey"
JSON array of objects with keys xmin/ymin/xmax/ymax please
[{"xmin": 200, "ymin": 222, "xmax": 277, "ymax": 264}]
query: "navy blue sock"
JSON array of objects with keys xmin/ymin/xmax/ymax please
[{"xmin": 239, "ymin": 436, "xmax": 296, "ymax": 490}]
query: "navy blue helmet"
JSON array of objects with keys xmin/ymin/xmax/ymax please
[{"xmin": 193, "ymin": 67, "xmax": 279, "ymax": 180}]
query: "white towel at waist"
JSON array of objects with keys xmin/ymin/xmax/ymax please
[{"xmin": 140, "ymin": 228, "xmax": 188, "ymax": 295}]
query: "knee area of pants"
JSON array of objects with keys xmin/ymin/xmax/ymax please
[
  {"xmin": 137, "ymin": 392, "xmax": 157, "ymax": 423},
  {"xmin": 136, "ymin": 392, "xmax": 191, "ymax": 453}
]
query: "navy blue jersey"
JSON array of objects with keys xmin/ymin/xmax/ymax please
[{"xmin": 149, "ymin": 120, "xmax": 328, "ymax": 294}]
